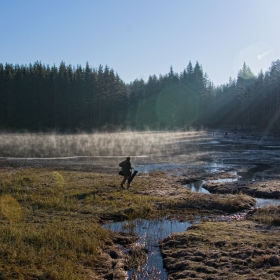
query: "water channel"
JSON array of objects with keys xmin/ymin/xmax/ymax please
[{"xmin": 104, "ymin": 219, "xmax": 192, "ymax": 279}]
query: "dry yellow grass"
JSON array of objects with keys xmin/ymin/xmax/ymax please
[
  {"xmin": 161, "ymin": 221, "xmax": 280, "ymax": 279},
  {"xmin": 0, "ymin": 166, "xmax": 257, "ymax": 279}
]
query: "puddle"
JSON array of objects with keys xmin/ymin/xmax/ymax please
[
  {"xmin": 185, "ymin": 177, "xmax": 279, "ymax": 208},
  {"xmin": 104, "ymin": 218, "xmax": 192, "ymax": 279},
  {"xmin": 255, "ymin": 198, "xmax": 280, "ymax": 207},
  {"xmin": 184, "ymin": 180, "xmax": 210, "ymax": 194},
  {"xmin": 185, "ymin": 172, "xmax": 239, "ymax": 194}
]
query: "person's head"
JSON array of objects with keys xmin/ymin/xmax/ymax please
[{"xmin": 126, "ymin": 157, "xmax": 130, "ymax": 161}]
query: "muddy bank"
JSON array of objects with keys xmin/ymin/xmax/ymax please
[
  {"xmin": 92, "ymin": 232, "xmax": 138, "ymax": 280},
  {"xmin": 204, "ymin": 180, "xmax": 280, "ymax": 199},
  {"xmin": 203, "ymin": 164, "xmax": 280, "ymax": 199}
]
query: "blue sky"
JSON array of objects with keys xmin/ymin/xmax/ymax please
[{"xmin": 1, "ymin": 0, "xmax": 280, "ymax": 85}]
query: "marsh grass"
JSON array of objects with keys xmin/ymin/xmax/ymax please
[
  {"xmin": 0, "ymin": 166, "xmax": 258, "ymax": 278},
  {"xmin": 247, "ymin": 205, "xmax": 280, "ymax": 226},
  {"xmin": 124, "ymin": 242, "xmax": 147, "ymax": 270},
  {"xmin": 0, "ymin": 219, "xmax": 111, "ymax": 279},
  {"xmin": 161, "ymin": 221, "xmax": 280, "ymax": 279},
  {"xmin": 0, "ymin": 194, "xmax": 22, "ymax": 222},
  {"xmin": 0, "ymin": 168, "xmax": 116, "ymax": 279}
]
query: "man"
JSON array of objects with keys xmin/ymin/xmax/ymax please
[{"xmin": 119, "ymin": 157, "xmax": 132, "ymax": 189}]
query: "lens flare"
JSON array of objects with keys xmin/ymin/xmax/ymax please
[
  {"xmin": 233, "ymin": 41, "xmax": 274, "ymax": 76},
  {"xmin": 53, "ymin": 171, "xmax": 65, "ymax": 189},
  {"xmin": 156, "ymin": 84, "xmax": 199, "ymax": 126},
  {"xmin": 0, "ymin": 194, "xmax": 22, "ymax": 222}
]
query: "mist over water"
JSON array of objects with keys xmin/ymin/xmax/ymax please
[
  {"xmin": 0, "ymin": 131, "xmax": 218, "ymax": 168},
  {"xmin": 1, "ymin": 130, "xmax": 279, "ymax": 170}
]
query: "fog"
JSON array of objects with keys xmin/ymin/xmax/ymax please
[
  {"xmin": 0, "ymin": 131, "xmax": 218, "ymax": 169},
  {"xmin": 0, "ymin": 131, "xmax": 216, "ymax": 157}
]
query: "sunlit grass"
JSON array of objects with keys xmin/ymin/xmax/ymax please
[
  {"xmin": 247, "ymin": 205, "xmax": 280, "ymax": 225},
  {"xmin": 0, "ymin": 220, "xmax": 110, "ymax": 279},
  {"xmin": 0, "ymin": 166, "xmax": 257, "ymax": 278},
  {"xmin": 161, "ymin": 221, "xmax": 280, "ymax": 279},
  {"xmin": 0, "ymin": 194, "xmax": 22, "ymax": 222},
  {"xmin": 0, "ymin": 168, "xmax": 115, "ymax": 279}
]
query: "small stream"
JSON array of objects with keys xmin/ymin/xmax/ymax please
[
  {"xmin": 104, "ymin": 218, "xmax": 192, "ymax": 279},
  {"xmin": 105, "ymin": 163, "xmax": 280, "ymax": 279}
]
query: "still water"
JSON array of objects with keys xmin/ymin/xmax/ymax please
[{"xmin": 104, "ymin": 218, "xmax": 192, "ymax": 280}]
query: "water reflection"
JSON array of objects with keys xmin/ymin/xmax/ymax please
[
  {"xmin": 184, "ymin": 180, "xmax": 210, "ymax": 194},
  {"xmin": 136, "ymin": 163, "xmax": 182, "ymax": 173},
  {"xmin": 255, "ymin": 198, "xmax": 280, "ymax": 207},
  {"xmin": 104, "ymin": 218, "xmax": 192, "ymax": 280}
]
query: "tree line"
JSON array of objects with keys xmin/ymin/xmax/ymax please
[
  {"xmin": 0, "ymin": 59, "xmax": 280, "ymax": 132},
  {"xmin": 204, "ymin": 60, "xmax": 280, "ymax": 131},
  {"xmin": 0, "ymin": 62, "xmax": 127, "ymax": 131}
]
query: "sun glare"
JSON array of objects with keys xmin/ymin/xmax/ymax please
[{"xmin": 233, "ymin": 41, "xmax": 275, "ymax": 75}]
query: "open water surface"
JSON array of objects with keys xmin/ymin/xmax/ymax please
[{"xmin": 104, "ymin": 219, "xmax": 192, "ymax": 280}]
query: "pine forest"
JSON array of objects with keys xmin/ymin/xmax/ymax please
[{"xmin": 0, "ymin": 60, "xmax": 280, "ymax": 132}]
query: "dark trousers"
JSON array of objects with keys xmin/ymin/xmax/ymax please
[{"xmin": 121, "ymin": 175, "xmax": 131, "ymax": 186}]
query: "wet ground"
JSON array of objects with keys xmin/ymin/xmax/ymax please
[
  {"xmin": 1, "ymin": 130, "xmax": 280, "ymax": 173},
  {"xmin": 1, "ymin": 130, "xmax": 280, "ymax": 279},
  {"xmin": 2, "ymin": 130, "xmax": 280, "ymax": 206},
  {"xmin": 104, "ymin": 219, "xmax": 192, "ymax": 279}
]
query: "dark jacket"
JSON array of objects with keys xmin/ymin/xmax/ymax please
[{"xmin": 119, "ymin": 160, "xmax": 131, "ymax": 176}]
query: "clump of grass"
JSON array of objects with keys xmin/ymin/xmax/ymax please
[
  {"xmin": 247, "ymin": 205, "xmax": 280, "ymax": 226},
  {"xmin": 124, "ymin": 242, "xmax": 147, "ymax": 270}
]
